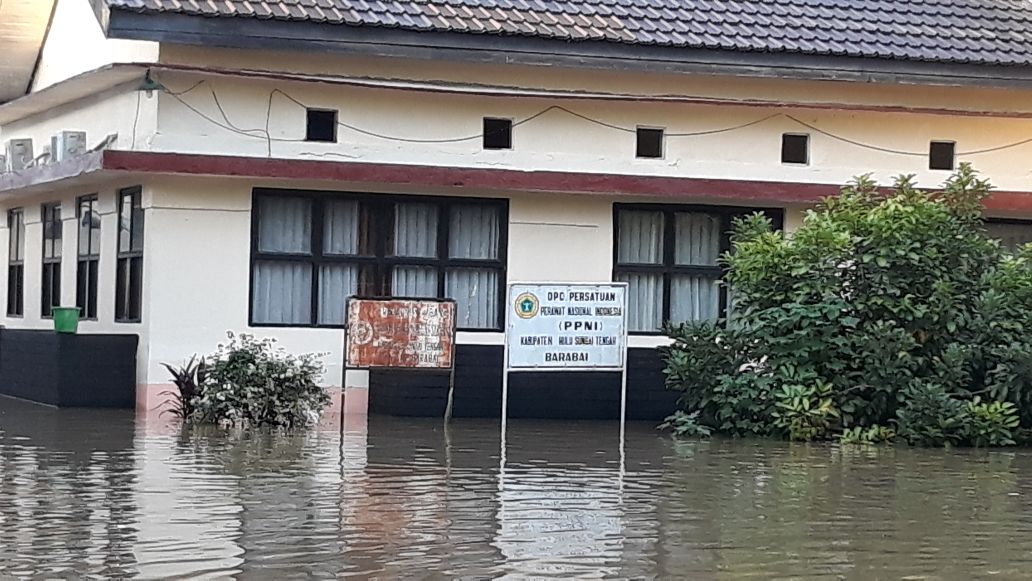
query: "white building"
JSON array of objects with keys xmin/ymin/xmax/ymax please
[{"xmin": 2, "ymin": 0, "xmax": 1032, "ymax": 419}]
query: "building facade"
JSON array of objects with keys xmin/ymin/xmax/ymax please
[{"xmin": 2, "ymin": 0, "xmax": 1032, "ymax": 418}]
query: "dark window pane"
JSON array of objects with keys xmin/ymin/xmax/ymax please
[
  {"xmin": 987, "ymin": 220, "xmax": 1032, "ymax": 252},
  {"xmin": 305, "ymin": 109, "xmax": 337, "ymax": 143},
  {"xmin": 781, "ymin": 134, "xmax": 809, "ymax": 165},
  {"xmin": 77, "ymin": 259, "xmax": 99, "ymax": 319},
  {"xmin": 930, "ymin": 141, "xmax": 955, "ymax": 171},
  {"xmin": 636, "ymin": 128, "xmax": 664, "ymax": 159},
  {"xmin": 41, "ymin": 262, "xmax": 60, "ymax": 318},
  {"xmin": 131, "ymin": 202, "xmax": 144, "ymax": 252},
  {"xmin": 7, "ymin": 264, "xmax": 23, "ymax": 316},
  {"xmin": 119, "ymin": 194, "xmax": 132, "ymax": 252},
  {"xmin": 42, "ymin": 203, "xmax": 62, "ymax": 259},
  {"xmin": 483, "ymin": 118, "xmax": 512, "ymax": 150}
]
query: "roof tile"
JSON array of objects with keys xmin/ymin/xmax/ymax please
[{"xmin": 105, "ymin": 0, "xmax": 1032, "ymax": 66}]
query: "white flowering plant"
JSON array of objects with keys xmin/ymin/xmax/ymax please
[{"xmin": 184, "ymin": 332, "xmax": 329, "ymax": 428}]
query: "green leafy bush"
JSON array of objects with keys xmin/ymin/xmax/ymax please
[
  {"xmin": 839, "ymin": 425, "xmax": 895, "ymax": 445},
  {"xmin": 663, "ymin": 164, "xmax": 1032, "ymax": 447},
  {"xmin": 657, "ymin": 410, "xmax": 712, "ymax": 439},
  {"xmin": 165, "ymin": 332, "xmax": 329, "ymax": 428},
  {"xmin": 964, "ymin": 398, "xmax": 1020, "ymax": 447}
]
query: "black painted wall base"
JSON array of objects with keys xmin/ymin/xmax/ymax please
[
  {"xmin": 0, "ymin": 329, "xmax": 138, "ymax": 408},
  {"xmin": 369, "ymin": 345, "xmax": 678, "ymax": 420}
]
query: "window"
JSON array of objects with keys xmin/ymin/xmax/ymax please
[
  {"xmin": 115, "ymin": 188, "xmax": 144, "ymax": 322},
  {"xmin": 305, "ymin": 109, "xmax": 338, "ymax": 143},
  {"xmin": 636, "ymin": 127, "xmax": 664, "ymax": 159},
  {"xmin": 930, "ymin": 141, "xmax": 956, "ymax": 171},
  {"xmin": 7, "ymin": 208, "xmax": 24, "ymax": 317},
  {"xmin": 613, "ymin": 205, "xmax": 783, "ymax": 333},
  {"xmin": 76, "ymin": 195, "xmax": 100, "ymax": 320},
  {"xmin": 987, "ymin": 219, "xmax": 1032, "ymax": 252},
  {"xmin": 482, "ymin": 118, "xmax": 512, "ymax": 150},
  {"xmin": 250, "ymin": 190, "xmax": 507, "ymax": 330},
  {"xmin": 781, "ymin": 133, "xmax": 809, "ymax": 165},
  {"xmin": 41, "ymin": 202, "xmax": 62, "ymax": 318}
]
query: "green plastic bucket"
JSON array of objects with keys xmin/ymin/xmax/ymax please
[{"xmin": 52, "ymin": 307, "xmax": 81, "ymax": 334}]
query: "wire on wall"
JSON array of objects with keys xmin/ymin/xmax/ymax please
[{"xmin": 156, "ymin": 77, "xmax": 1032, "ymax": 160}]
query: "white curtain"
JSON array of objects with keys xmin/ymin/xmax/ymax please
[
  {"xmin": 446, "ymin": 204, "xmax": 500, "ymax": 328},
  {"xmin": 670, "ymin": 275, "xmax": 720, "ymax": 323},
  {"xmin": 258, "ymin": 197, "xmax": 311, "ymax": 254},
  {"xmin": 318, "ymin": 265, "xmax": 358, "ymax": 324},
  {"xmin": 394, "ymin": 203, "xmax": 438, "ymax": 257},
  {"xmin": 618, "ymin": 210, "xmax": 663, "ymax": 264},
  {"xmin": 392, "ymin": 266, "xmax": 437, "ymax": 297},
  {"xmin": 987, "ymin": 222, "xmax": 1032, "ymax": 252},
  {"xmin": 617, "ymin": 272, "xmax": 662, "ymax": 332},
  {"xmin": 447, "ymin": 268, "xmax": 499, "ymax": 328},
  {"xmin": 617, "ymin": 210, "xmax": 664, "ymax": 331},
  {"xmin": 252, "ymin": 261, "xmax": 312, "ymax": 324},
  {"xmin": 449, "ymin": 204, "xmax": 499, "ymax": 259},
  {"xmin": 674, "ymin": 213, "xmax": 720, "ymax": 265},
  {"xmin": 323, "ymin": 200, "xmax": 359, "ymax": 255}
]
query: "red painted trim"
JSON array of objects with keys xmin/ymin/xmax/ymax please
[
  {"xmin": 100, "ymin": 150, "xmax": 833, "ymax": 203},
  {"xmin": 101, "ymin": 150, "xmax": 1032, "ymax": 211}
]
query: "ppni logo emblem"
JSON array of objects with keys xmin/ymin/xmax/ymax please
[{"xmin": 514, "ymin": 292, "xmax": 540, "ymax": 319}]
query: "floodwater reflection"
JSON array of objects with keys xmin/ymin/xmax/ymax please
[{"xmin": 2, "ymin": 398, "xmax": 1032, "ymax": 578}]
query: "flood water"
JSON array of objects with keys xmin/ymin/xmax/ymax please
[{"xmin": 3, "ymin": 398, "xmax": 1032, "ymax": 579}]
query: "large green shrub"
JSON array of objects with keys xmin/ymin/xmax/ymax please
[
  {"xmin": 663, "ymin": 164, "xmax": 1032, "ymax": 446},
  {"xmin": 165, "ymin": 332, "xmax": 329, "ymax": 428}
]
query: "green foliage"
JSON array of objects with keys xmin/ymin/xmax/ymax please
[
  {"xmin": 657, "ymin": 410, "xmax": 712, "ymax": 439},
  {"xmin": 772, "ymin": 380, "xmax": 839, "ymax": 441},
  {"xmin": 839, "ymin": 425, "xmax": 895, "ymax": 445},
  {"xmin": 895, "ymin": 382, "xmax": 968, "ymax": 447},
  {"xmin": 161, "ymin": 355, "xmax": 207, "ymax": 418},
  {"xmin": 663, "ymin": 164, "xmax": 1032, "ymax": 447},
  {"xmin": 164, "ymin": 332, "xmax": 329, "ymax": 428},
  {"xmin": 964, "ymin": 398, "xmax": 1020, "ymax": 447}
]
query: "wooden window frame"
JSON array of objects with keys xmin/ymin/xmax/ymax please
[
  {"xmin": 613, "ymin": 203, "xmax": 784, "ymax": 335},
  {"xmin": 115, "ymin": 187, "xmax": 144, "ymax": 323},
  {"xmin": 249, "ymin": 188, "xmax": 509, "ymax": 331}
]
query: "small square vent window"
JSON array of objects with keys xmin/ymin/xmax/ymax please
[
  {"xmin": 781, "ymin": 133, "xmax": 809, "ymax": 165},
  {"xmin": 929, "ymin": 141, "xmax": 955, "ymax": 170},
  {"xmin": 306, "ymin": 109, "xmax": 338, "ymax": 143},
  {"xmin": 636, "ymin": 127, "xmax": 664, "ymax": 159},
  {"xmin": 483, "ymin": 118, "xmax": 513, "ymax": 150}
]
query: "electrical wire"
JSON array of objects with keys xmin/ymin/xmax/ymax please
[
  {"xmin": 160, "ymin": 78, "xmax": 1032, "ymax": 159},
  {"xmin": 130, "ymin": 91, "xmax": 141, "ymax": 150},
  {"xmin": 784, "ymin": 114, "xmax": 926, "ymax": 157}
]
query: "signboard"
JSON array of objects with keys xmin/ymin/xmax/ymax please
[
  {"xmin": 345, "ymin": 298, "xmax": 456, "ymax": 369},
  {"xmin": 506, "ymin": 283, "xmax": 628, "ymax": 371}
]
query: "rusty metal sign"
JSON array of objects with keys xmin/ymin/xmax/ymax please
[{"xmin": 345, "ymin": 298, "xmax": 456, "ymax": 369}]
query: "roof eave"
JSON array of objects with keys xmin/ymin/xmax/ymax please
[{"xmin": 105, "ymin": 9, "xmax": 1032, "ymax": 90}]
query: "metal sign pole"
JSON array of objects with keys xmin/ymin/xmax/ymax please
[{"xmin": 500, "ymin": 308, "xmax": 511, "ymax": 471}]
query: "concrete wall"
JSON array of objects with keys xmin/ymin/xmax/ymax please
[
  {"xmin": 0, "ymin": 180, "xmax": 151, "ymax": 388},
  {"xmin": 0, "ymin": 86, "xmax": 156, "ymax": 156},
  {"xmin": 31, "ymin": 0, "xmax": 158, "ymax": 91},
  {"xmin": 140, "ymin": 68, "xmax": 1032, "ymax": 193},
  {"xmin": 7, "ymin": 176, "xmax": 782, "ymax": 395}
]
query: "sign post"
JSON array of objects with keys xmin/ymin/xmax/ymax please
[
  {"xmin": 344, "ymin": 297, "xmax": 458, "ymax": 422},
  {"xmin": 501, "ymin": 282, "xmax": 629, "ymax": 433}
]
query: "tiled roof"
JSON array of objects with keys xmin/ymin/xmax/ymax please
[{"xmin": 107, "ymin": 0, "xmax": 1032, "ymax": 66}]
